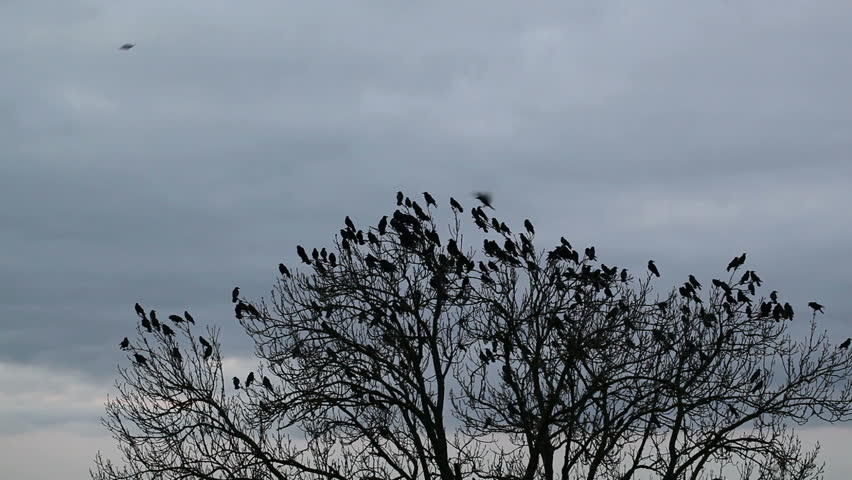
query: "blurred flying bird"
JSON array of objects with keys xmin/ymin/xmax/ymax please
[{"xmin": 473, "ymin": 192, "xmax": 494, "ymax": 209}]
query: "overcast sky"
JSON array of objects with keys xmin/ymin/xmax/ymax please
[{"xmin": 2, "ymin": 0, "xmax": 852, "ymax": 478}]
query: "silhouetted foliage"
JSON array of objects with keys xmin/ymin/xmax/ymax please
[{"xmin": 94, "ymin": 191, "xmax": 852, "ymax": 480}]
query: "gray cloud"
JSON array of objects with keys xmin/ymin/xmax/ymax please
[{"xmin": 2, "ymin": 0, "xmax": 852, "ymax": 475}]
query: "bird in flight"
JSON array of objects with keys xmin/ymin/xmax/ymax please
[
  {"xmin": 119, "ymin": 43, "xmax": 135, "ymax": 50},
  {"xmin": 473, "ymin": 192, "xmax": 494, "ymax": 209}
]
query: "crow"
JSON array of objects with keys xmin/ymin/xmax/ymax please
[
  {"xmin": 840, "ymin": 338, "xmax": 851, "ymax": 350},
  {"xmin": 232, "ymin": 287, "xmax": 240, "ymax": 303},
  {"xmin": 247, "ymin": 303, "xmax": 261, "ymax": 318},
  {"xmin": 688, "ymin": 275, "xmax": 702, "ymax": 290},
  {"xmin": 378, "ymin": 216, "xmax": 388, "ymax": 235},
  {"xmin": 263, "ymin": 376, "xmax": 273, "ymax": 390},
  {"xmin": 119, "ymin": 43, "xmax": 135, "ymax": 50},
  {"xmin": 203, "ymin": 345, "xmax": 213, "ymax": 360},
  {"xmin": 751, "ymin": 380, "xmax": 764, "ymax": 393},
  {"xmin": 770, "ymin": 290, "xmax": 778, "ymax": 303},
  {"xmin": 172, "ymin": 347, "xmax": 182, "ymax": 362},
  {"xmin": 278, "ymin": 263, "xmax": 290, "ymax": 277},
  {"xmin": 150, "ymin": 310, "xmax": 159, "ymax": 328},
  {"xmin": 379, "ymin": 259, "xmax": 396, "ymax": 273},
  {"xmin": 246, "ymin": 372, "xmax": 255, "ymax": 388},
  {"xmin": 119, "ymin": 337, "xmax": 130, "ymax": 350},
  {"xmin": 141, "ymin": 318, "xmax": 152, "ymax": 333},
  {"xmin": 328, "ymin": 252, "xmax": 337, "ymax": 267},
  {"xmin": 584, "ymin": 246, "xmax": 596, "ymax": 261},
  {"xmin": 345, "ymin": 216, "xmax": 356, "ymax": 231},
  {"xmin": 169, "ymin": 314, "xmax": 184, "ymax": 324},
  {"xmin": 621, "ymin": 269, "xmax": 628, "ymax": 282},
  {"xmin": 135, "ymin": 303, "xmax": 145, "ymax": 318},
  {"xmin": 233, "ymin": 377, "xmax": 241, "ymax": 390},
  {"xmin": 783, "ymin": 302, "xmax": 794, "ymax": 319},
  {"xmin": 524, "ymin": 219, "xmax": 535, "ymax": 235},
  {"xmin": 396, "ymin": 191, "xmax": 404, "ymax": 206},
  {"xmin": 808, "ymin": 302, "xmax": 824, "ymax": 314},
  {"xmin": 749, "ymin": 370, "xmax": 761, "ymax": 383},
  {"xmin": 647, "ymin": 260, "xmax": 660, "ymax": 278},
  {"xmin": 199, "ymin": 337, "xmax": 211, "ymax": 348},
  {"xmin": 297, "ymin": 246, "xmax": 311, "ymax": 264},
  {"xmin": 423, "ymin": 192, "xmax": 437, "ymax": 207},
  {"xmin": 312, "ymin": 248, "xmax": 320, "ymax": 260},
  {"xmin": 184, "ymin": 311, "xmax": 195, "ymax": 324},
  {"xmin": 133, "ymin": 353, "xmax": 147, "ymax": 365},
  {"xmin": 473, "ymin": 192, "xmax": 494, "ymax": 209},
  {"xmin": 450, "ymin": 197, "xmax": 463, "ymax": 213},
  {"xmin": 161, "ymin": 324, "xmax": 175, "ymax": 336}
]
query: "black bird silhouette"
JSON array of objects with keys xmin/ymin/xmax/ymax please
[
  {"xmin": 134, "ymin": 303, "xmax": 145, "ymax": 318},
  {"xmin": 808, "ymin": 302, "xmax": 824, "ymax": 313},
  {"xmin": 770, "ymin": 290, "xmax": 778, "ymax": 303},
  {"xmin": 584, "ymin": 246, "xmax": 596, "ymax": 261},
  {"xmin": 621, "ymin": 269, "xmax": 628, "ymax": 282},
  {"xmin": 396, "ymin": 191, "xmax": 404, "ymax": 206},
  {"xmin": 247, "ymin": 303, "xmax": 261, "ymax": 317},
  {"xmin": 320, "ymin": 248, "xmax": 327, "ymax": 260},
  {"xmin": 450, "ymin": 197, "xmax": 463, "ymax": 213},
  {"xmin": 199, "ymin": 337, "xmax": 211, "ymax": 348},
  {"xmin": 263, "ymin": 376, "xmax": 273, "ymax": 390},
  {"xmin": 232, "ymin": 287, "xmax": 240, "ymax": 303},
  {"xmin": 647, "ymin": 260, "xmax": 660, "ymax": 278},
  {"xmin": 119, "ymin": 43, "xmax": 135, "ymax": 50},
  {"xmin": 378, "ymin": 216, "xmax": 388, "ymax": 235},
  {"xmin": 328, "ymin": 252, "xmax": 337, "ymax": 267},
  {"xmin": 379, "ymin": 259, "xmax": 396, "ymax": 273},
  {"xmin": 169, "ymin": 314, "xmax": 184, "ymax": 324},
  {"xmin": 524, "ymin": 219, "xmax": 535, "ymax": 235},
  {"xmin": 727, "ymin": 253, "xmax": 747, "ymax": 271},
  {"xmin": 312, "ymin": 248, "xmax": 320, "ymax": 260},
  {"xmin": 840, "ymin": 338, "xmax": 851, "ymax": 349},
  {"xmin": 278, "ymin": 263, "xmax": 290, "ymax": 277},
  {"xmin": 749, "ymin": 370, "xmax": 761, "ymax": 383},
  {"xmin": 345, "ymin": 216, "xmax": 355, "ymax": 231},
  {"xmin": 150, "ymin": 311, "xmax": 160, "ymax": 330},
  {"xmin": 246, "ymin": 372, "xmax": 255, "ymax": 388},
  {"xmin": 297, "ymin": 246, "xmax": 311, "ymax": 264},
  {"xmin": 184, "ymin": 311, "xmax": 195, "ymax": 324},
  {"xmin": 473, "ymin": 192, "xmax": 494, "ymax": 209},
  {"xmin": 423, "ymin": 192, "xmax": 437, "ymax": 207},
  {"xmin": 161, "ymin": 324, "xmax": 175, "ymax": 336},
  {"xmin": 688, "ymin": 275, "xmax": 702, "ymax": 290},
  {"xmin": 233, "ymin": 377, "xmax": 240, "ymax": 390},
  {"xmin": 171, "ymin": 347, "xmax": 182, "ymax": 362},
  {"xmin": 141, "ymin": 318, "xmax": 152, "ymax": 333},
  {"xmin": 119, "ymin": 337, "xmax": 130, "ymax": 350},
  {"xmin": 203, "ymin": 345, "xmax": 213, "ymax": 360},
  {"xmin": 133, "ymin": 353, "xmax": 146, "ymax": 365},
  {"xmin": 751, "ymin": 380, "xmax": 764, "ymax": 393},
  {"xmin": 783, "ymin": 302, "xmax": 794, "ymax": 319},
  {"xmin": 760, "ymin": 302, "xmax": 772, "ymax": 317}
]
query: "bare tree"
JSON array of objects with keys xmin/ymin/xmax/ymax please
[{"xmin": 93, "ymin": 192, "xmax": 852, "ymax": 480}]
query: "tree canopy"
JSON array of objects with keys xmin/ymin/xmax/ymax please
[{"xmin": 93, "ymin": 191, "xmax": 852, "ymax": 480}]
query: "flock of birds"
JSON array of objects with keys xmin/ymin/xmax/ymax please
[{"xmin": 120, "ymin": 190, "xmax": 851, "ymax": 394}]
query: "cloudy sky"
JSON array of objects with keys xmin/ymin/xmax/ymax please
[{"xmin": 2, "ymin": 0, "xmax": 852, "ymax": 478}]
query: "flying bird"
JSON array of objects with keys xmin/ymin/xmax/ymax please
[
  {"xmin": 119, "ymin": 43, "xmax": 135, "ymax": 50},
  {"xmin": 473, "ymin": 192, "xmax": 494, "ymax": 209},
  {"xmin": 647, "ymin": 260, "xmax": 660, "ymax": 278},
  {"xmin": 119, "ymin": 337, "xmax": 130, "ymax": 350},
  {"xmin": 423, "ymin": 192, "xmax": 437, "ymax": 207},
  {"xmin": 808, "ymin": 301, "xmax": 824, "ymax": 314},
  {"xmin": 232, "ymin": 287, "xmax": 240, "ymax": 303}
]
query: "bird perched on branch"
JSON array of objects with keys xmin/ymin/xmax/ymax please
[
  {"xmin": 808, "ymin": 302, "xmax": 824, "ymax": 314},
  {"xmin": 647, "ymin": 260, "xmax": 660, "ymax": 278}
]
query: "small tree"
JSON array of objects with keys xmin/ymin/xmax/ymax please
[{"xmin": 93, "ymin": 191, "xmax": 852, "ymax": 480}]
